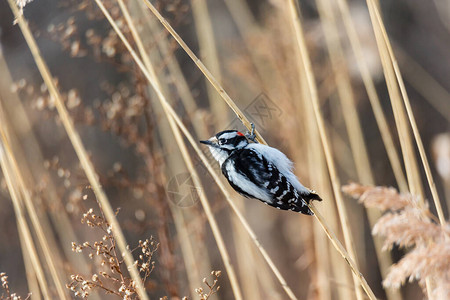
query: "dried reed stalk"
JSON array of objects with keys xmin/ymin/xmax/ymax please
[
  {"xmin": 6, "ymin": 2, "xmax": 150, "ymax": 299},
  {"xmin": 137, "ymin": 1, "xmax": 380, "ymax": 299},
  {"xmin": 115, "ymin": 1, "xmax": 243, "ymax": 298},
  {"xmin": 365, "ymin": 0, "xmax": 446, "ymax": 227},
  {"xmin": 132, "ymin": 0, "xmax": 220, "ymax": 294},
  {"xmin": 395, "ymin": 46, "xmax": 450, "ymax": 123},
  {"xmin": 191, "ymin": 2, "xmax": 272, "ymax": 297},
  {"xmin": 141, "ymin": 0, "xmax": 267, "ymax": 145},
  {"xmin": 18, "ymin": 227, "xmax": 42, "ymax": 300},
  {"xmin": 231, "ymin": 221, "xmax": 266, "ymax": 300},
  {"xmin": 315, "ymin": 1, "xmax": 401, "ymax": 299},
  {"xmin": 286, "ymin": 0, "xmax": 375, "ymax": 299},
  {"xmin": 222, "ymin": 0, "xmax": 265, "ymax": 87},
  {"xmin": 0, "ymin": 50, "xmax": 96, "ymax": 282},
  {"xmin": 0, "ymin": 105, "xmax": 69, "ymax": 299},
  {"xmin": 334, "ymin": 0, "xmax": 408, "ymax": 193},
  {"xmin": 94, "ymin": 1, "xmax": 299, "ymax": 298},
  {"xmin": 363, "ymin": 0, "xmax": 425, "ymax": 203},
  {"xmin": 0, "ymin": 129, "xmax": 51, "ymax": 299},
  {"xmin": 120, "ymin": 2, "xmax": 207, "ymax": 295},
  {"xmin": 223, "ymin": 0, "xmax": 295, "ymax": 101},
  {"xmin": 191, "ymin": 0, "xmax": 228, "ymax": 127},
  {"xmin": 137, "ymin": 10, "xmax": 220, "ymax": 292},
  {"xmin": 301, "ymin": 61, "xmax": 339, "ymax": 300},
  {"xmin": 132, "ymin": 0, "xmax": 199, "ymax": 116},
  {"xmin": 316, "ymin": 0, "xmax": 374, "ymax": 186},
  {"xmin": 291, "ymin": 8, "xmax": 355, "ymax": 300}
]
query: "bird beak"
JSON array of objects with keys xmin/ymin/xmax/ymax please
[
  {"xmin": 200, "ymin": 140, "xmax": 213, "ymax": 145},
  {"xmin": 200, "ymin": 137, "xmax": 219, "ymax": 148}
]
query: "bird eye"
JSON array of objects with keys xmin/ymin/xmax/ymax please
[{"xmin": 218, "ymin": 138, "xmax": 226, "ymax": 145}]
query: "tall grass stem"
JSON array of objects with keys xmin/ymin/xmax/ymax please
[
  {"xmin": 116, "ymin": 1, "xmax": 244, "ymax": 298},
  {"xmin": 286, "ymin": 0, "xmax": 376, "ymax": 299},
  {"xmin": 6, "ymin": 1, "xmax": 150, "ymax": 299}
]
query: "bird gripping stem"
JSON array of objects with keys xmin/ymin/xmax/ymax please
[{"xmin": 245, "ymin": 123, "xmax": 258, "ymax": 143}]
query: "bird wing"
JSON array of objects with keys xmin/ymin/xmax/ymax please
[
  {"xmin": 223, "ymin": 149, "xmax": 313, "ymax": 215},
  {"xmin": 245, "ymin": 144, "xmax": 311, "ymax": 195}
]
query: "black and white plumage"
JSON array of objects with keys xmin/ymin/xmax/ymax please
[{"xmin": 200, "ymin": 130, "xmax": 321, "ymax": 215}]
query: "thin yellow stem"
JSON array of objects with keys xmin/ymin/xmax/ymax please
[
  {"xmin": 96, "ymin": 1, "xmax": 297, "ymax": 297},
  {"xmin": 116, "ymin": 1, "xmax": 243, "ymax": 298},
  {"xmin": 6, "ymin": 2, "xmax": 149, "ymax": 299},
  {"xmin": 191, "ymin": 0, "xmax": 228, "ymax": 127},
  {"xmin": 100, "ymin": 1, "xmax": 376, "ymax": 299},
  {"xmin": 166, "ymin": 102, "xmax": 300, "ymax": 300},
  {"xmin": 334, "ymin": 0, "xmax": 408, "ymax": 193},
  {"xmin": 315, "ymin": 1, "xmax": 401, "ymax": 299},
  {"xmin": 18, "ymin": 227, "xmax": 42, "ymax": 300},
  {"xmin": 364, "ymin": 0, "xmax": 425, "ymax": 204},
  {"xmin": 286, "ymin": 1, "xmax": 376, "ymax": 299},
  {"xmin": 366, "ymin": 0, "xmax": 446, "ymax": 226},
  {"xmin": 395, "ymin": 46, "xmax": 450, "ymax": 123},
  {"xmin": 0, "ymin": 47, "xmax": 99, "ymax": 294},
  {"xmin": 119, "ymin": 1, "xmax": 206, "ymax": 297},
  {"xmin": 141, "ymin": 0, "xmax": 266, "ymax": 144},
  {"xmin": 0, "ymin": 107, "xmax": 69, "ymax": 300},
  {"xmin": 0, "ymin": 138, "xmax": 51, "ymax": 299}
]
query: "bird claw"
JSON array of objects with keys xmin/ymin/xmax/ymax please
[{"xmin": 245, "ymin": 123, "xmax": 258, "ymax": 143}]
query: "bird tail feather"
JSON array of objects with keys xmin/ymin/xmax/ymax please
[{"xmin": 304, "ymin": 191, "xmax": 322, "ymax": 203}]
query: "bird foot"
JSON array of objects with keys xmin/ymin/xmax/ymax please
[{"xmin": 245, "ymin": 123, "xmax": 258, "ymax": 143}]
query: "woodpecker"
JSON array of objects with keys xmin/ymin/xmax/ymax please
[{"xmin": 200, "ymin": 126, "xmax": 321, "ymax": 215}]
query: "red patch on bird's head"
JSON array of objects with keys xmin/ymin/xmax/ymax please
[{"xmin": 237, "ymin": 131, "xmax": 244, "ymax": 137}]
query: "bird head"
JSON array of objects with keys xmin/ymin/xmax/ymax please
[{"xmin": 200, "ymin": 130, "xmax": 249, "ymax": 165}]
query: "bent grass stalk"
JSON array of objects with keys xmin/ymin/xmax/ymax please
[
  {"xmin": 115, "ymin": 1, "xmax": 243, "ymax": 298},
  {"xmin": 334, "ymin": 0, "xmax": 408, "ymax": 193},
  {"xmin": 301, "ymin": 61, "xmax": 339, "ymax": 300},
  {"xmin": 94, "ymin": 1, "xmax": 298, "ymax": 298},
  {"xmin": 0, "ymin": 129, "xmax": 51, "ymax": 299},
  {"xmin": 223, "ymin": 0, "xmax": 296, "ymax": 102},
  {"xmin": 286, "ymin": 0, "xmax": 375, "ymax": 299},
  {"xmin": 0, "ymin": 106, "xmax": 69, "ymax": 299},
  {"xmin": 366, "ymin": 0, "xmax": 447, "ymax": 295},
  {"xmin": 141, "ymin": 0, "xmax": 267, "ymax": 145},
  {"xmin": 136, "ymin": 0, "xmax": 199, "ymax": 118},
  {"xmin": 111, "ymin": 1, "xmax": 377, "ymax": 299},
  {"xmin": 119, "ymin": 2, "xmax": 206, "ymax": 296},
  {"xmin": 6, "ymin": 2, "xmax": 150, "ymax": 299},
  {"xmin": 18, "ymin": 225, "xmax": 42, "ymax": 300},
  {"xmin": 395, "ymin": 46, "xmax": 450, "ymax": 123},
  {"xmin": 191, "ymin": 0, "xmax": 228, "ymax": 128},
  {"xmin": 189, "ymin": 2, "xmax": 269, "ymax": 295},
  {"xmin": 361, "ymin": 0, "xmax": 425, "ymax": 203},
  {"xmin": 315, "ymin": 1, "xmax": 401, "ymax": 299},
  {"xmin": 295, "ymin": 16, "xmax": 354, "ymax": 300},
  {"xmin": 365, "ymin": 0, "xmax": 446, "ymax": 227},
  {"xmin": 0, "ymin": 51, "xmax": 97, "ymax": 286}
]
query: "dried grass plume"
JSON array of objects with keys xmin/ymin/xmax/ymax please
[{"xmin": 343, "ymin": 183, "xmax": 450, "ymax": 299}]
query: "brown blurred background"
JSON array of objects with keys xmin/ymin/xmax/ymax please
[{"xmin": 0, "ymin": 0, "xmax": 449, "ymax": 299}]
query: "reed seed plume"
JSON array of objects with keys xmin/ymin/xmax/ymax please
[
  {"xmin": 344, "ymin": 183, "xmax": 450, "ymax": 299},
  {"xmin": 343, "ymin": 183, "xmax": 412, "ymax": 212}
]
